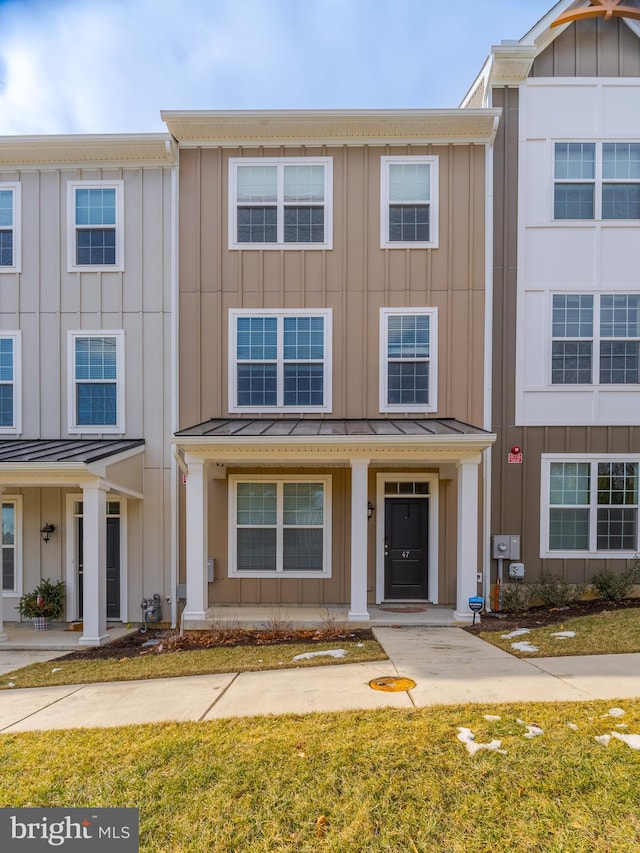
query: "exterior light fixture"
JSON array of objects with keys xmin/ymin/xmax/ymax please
[
  {"xmin": 367, "ymin": 501, "xmax": 375, "ymax": 519},
  {"xmin": 40, "ymin": 523, "xmax": 56, "ymax": 543}
]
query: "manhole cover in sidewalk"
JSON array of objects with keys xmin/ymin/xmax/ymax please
[{"xmin": 368, "ymin": 676, "xmax": 416, "ymax": 692}]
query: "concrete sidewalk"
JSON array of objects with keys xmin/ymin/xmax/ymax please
[{"xmin": 1, "ymin": 627, "xmax": 639, "ymax": 732}]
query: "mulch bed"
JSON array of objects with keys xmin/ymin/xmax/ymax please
[
  {"xmin": 60, "ymin": 627, "xmax": 375, "ymax": 662},
  {"xmin": 464, "ymin": 597, "xmax": 640, "ymax": 635}
]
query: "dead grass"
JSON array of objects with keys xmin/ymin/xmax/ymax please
[
  {"xmin": 0, "ymin": 639, "xmax": 386, "ymax": 690},
  {"xmin": 1, "ymin": 699, "xmax": 639, "ymax": 852},
  {"xmin": 480, "ymin": 608, "xmax": 640, "ymax": 658}
]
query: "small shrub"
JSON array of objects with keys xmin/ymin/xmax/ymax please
[
  {"xmin": 591, "ymin": 558, "xmax": 640, "ymax": 603},
  {"xmin": 533, "ymin": 570, "xmax": 586, "ymax": 608},
  {"xmin": 501, "ymin": 582, "xmax": 535, "ymax": 616}
]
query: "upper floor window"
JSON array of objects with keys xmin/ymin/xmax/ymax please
[
  {"xmin": 0, "ymin": 333, "xmax": 20, "ymax": 433},
  {"xmin": 228, "ymin": 158, "xmax": 332, "ymax": 249},
  {"xmin": 380, "ymin": 308, "xmax": 437, "ymax": 412},
  {"xmin": 68, "ymin": 181, "xmax": 124, "ymax": 271},
  {"xmin": 380, "ymin": 156, "xmax": 438, "ymax": 248},
  {"xmin": 551, "ymin": 294, "xmax": 639, "ymax": 385},
  {"xmin": 542, "ymin": 457, "xmax": 638, "ymax": 556},
  {"xmin": 554, "ymin": 142, "xmax": 640, "ymax": 220},
  {"xmin": 68, "ymin": 331, "xmax": 125, "ymax": 432},
  {"xmin": 229, "ymin": 309, "xmax": 332, "ymax": 413},
  {"xmin": 0, "ymin": 184, "xmax": 20, "ymax": 272}
]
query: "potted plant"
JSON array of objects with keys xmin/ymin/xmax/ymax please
[{"xmin": 18, "ymin": 578, "xmax": 66, "ymax": 630}]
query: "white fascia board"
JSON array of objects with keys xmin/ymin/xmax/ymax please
[{"xmin": 0, "ymin": 134, "xmax": 177, "ymax": 168}]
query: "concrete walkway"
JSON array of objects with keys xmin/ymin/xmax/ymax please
[{"xmin": 1, "ymin": 627, "xmax": 639, "ymax": 732}]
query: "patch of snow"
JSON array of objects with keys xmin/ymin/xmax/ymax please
[
  {"xmin": 595, "ymin": 734, "xmax": 611, "ymax": 746},
  {"xmin": 456, "ymin": 727, "xmax": 506, "ymax": 756},
  {"xmin": 511, "ymin": 641, "xmax": 539, "ymax": 653},
  {"xmin": 524, "ymin": 725, "xmax": 544, "ymax": 739},
  {"xmin": 603, "ymin": 707, "xmax": 625, "ymax": 718},
  {"xmin": 292, "ymin": 649, "xmax": 347, "ymax": 661},
  {"xmin": 7, "ymin": 681, "xmax": 15, "ymax": 688},
  {"xmin": 484, "ymin": 715, "xmax": 501, "ymax": 721},
  {"xmin": 616, "ymin": 724, "xmax": 628, "ymax": 729},
  {"xmin": 567, "ymin": 723, "xmax": 579, "ymax": 731},
  {"xmin": 51, "ymin": 667, "xmax": 62, "ymax": 673},
  {"xmin": 551, "ymin": 631, "xmax": 576, "ymax": 638},
  {"xmin": 501, "ymin": 629, "xmax": 530, "ymax": 639},
  {"xmin": 611, "ymin": 732, "xmax": 640, "ymax": 751}
]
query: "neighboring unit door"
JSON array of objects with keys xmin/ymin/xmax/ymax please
[
  {"xmin": 77, "ymin": 515, "xmax": 121, "ymax": 619},
  {"xmin": 384, "ymin": 498, "xmax": 428, "ymax": 599}
]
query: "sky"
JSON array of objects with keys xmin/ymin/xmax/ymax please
[{"xmin": 0, "ymin": 0, "xmax": 556, "ymax": 135}]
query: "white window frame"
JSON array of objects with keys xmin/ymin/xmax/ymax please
[
  {"xmin": 67, "ymin": 180, "xmax": 124, "ymax": 272},
  {"xmin": 380, "ymin": 156, "xmax": 439, "ymax": 249},
  {"xmin": 228, "ymin": 157, "xmax": 333, "ymax": 250},
  {"xmin": 553, "ymin": 141, "xmax": 640, "ymax": 222},
  {"xmin": 67, "ymin": 330, "xmax": 125, "ymax": 434},
  {"xmin": 1, "ymin": 496, "xmax": 22, "ymax": 600},
  {"xmin": 379, "ymin": 307, "xmax": 438, "ymax": 413},
  {"xmin": 228, "ymin": 308, "xmax": 332, "ymax": 413},
  {"xmin": 0, "ymin": 331, "xmax": 21, "ymax": 434},
  {"xmin": 228, "ymin": 475, "xmax": 332, "ymax": 579},
  {"xmin": 540, "ymin": 454, "xmax": 640, "ymax": 558},
  {"xmin": 0, "ymin": 183, "xmax": 21, "ymax": 273}
]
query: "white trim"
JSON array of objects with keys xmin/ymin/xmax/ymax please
[
  {"xmin": 228, "ymin": 474, "xmax": 332, "ymax": 579},
  {"xmin": 67, "ymin": 330, "xmax": 125, "ymax": 434},
  {"xmin": 0, "ymin": 331, "xmax": 21, "ymax": 434},
  {"xmin": 67, "ymin": 180, "xmax": 124, "ymax": 272},
  {"xmin": 0, "ymin": 183, "xmax": 21, "ymax": 273},
  {"xmin": 540, "ymin": 454, "xmax": 640, "ymax": 559},
  {"xmin": 228, "ymin": 157, "xmax": 333, "ymax": 250},
  {"xmin": 228, "ymin": 308, "xmax": 332, "ymax": 414},
  {"xmin": 380, "ymin": 155, "xmax": 439, "ymax": 248},
  {"xmin": 1, "ymin": 495, "xmax": 22, "ymax": 601},
  {"xmin": 379, "ymin": 307, "xmax": 438, "ymax": 413},
  {"xmin": 375, "ymin": 473, "xmax": 439, "ymax": 605}
]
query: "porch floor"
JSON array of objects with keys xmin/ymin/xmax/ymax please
[{"xmin": 0, "ymin": 622, "xmax": 138, "ymax": 651}]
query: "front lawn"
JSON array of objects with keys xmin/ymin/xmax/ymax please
[
  {"xmin": 1, "ymin": 700, "xmax": 639, "ymax": 852},
  {"xmin": 478, "ymin": 608, "xmax": 640, "ymax": 658}
]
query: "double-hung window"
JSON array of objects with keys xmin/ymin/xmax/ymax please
[
  {"xmin": 543, "ymin": 457, "xmax": 638, "ymax": 555},
  {"xmin": 229, "ymin": 158, "xmax": 332, "ymax": 249},
  {"xmin": 68, "ymin": 181, "xmax": 124, "ymax": 270},
  {"xmin": 380, "ymin": 308, "xmax": 437, "ymax": 412},
  {"xmin": 1, "ymin": 499, "xmax": 18, "ymax": 595},
  {"xmin": 0, "ymin": 333, "xmax": 20, "ymax": 433},
  {"xmin": 0, "ymin": 184, "xmax": 20, "ymax": 272},
  {"xmin": 68, "ymin": 331, "xmax": 124, "ymax": 432},
  {"xmin": 554, "ymin": 142, "xmax": 640, "ymax": 220},
  {"xmin": 229, "ymin": 476, "xmax": 331, "ymax": 577},
  {"xmin": 229, "ymin": 309, "xmax": 332, "ymax": 413},
  {"xmin": 380, "ymin": 156, "xmax": 438, "ymax": 248},
  {"xmin": 551, "ymin": 294, "xmax": 639, "ymax": 385}
]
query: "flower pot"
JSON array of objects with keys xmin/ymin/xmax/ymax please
[{"xmin": 33, "ymin": 616, "xmax": 51, "ymax": 631}]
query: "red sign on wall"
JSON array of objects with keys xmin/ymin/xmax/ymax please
[{"xmin": 508, "ymin": 452, "xmax": 523, "ymax": 464}]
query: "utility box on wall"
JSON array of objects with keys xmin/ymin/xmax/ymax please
[{"xmin": 491, "ymin": 535, "xmax": 521, "ymax": 560}]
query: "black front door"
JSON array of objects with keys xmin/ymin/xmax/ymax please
[
  {"xmin": 384, "ymin": 499, "xmax": 428, "ymax": 599},
  {"xmin": 77, "ymin": 516, "xmax": 120, "ymax": 619}
]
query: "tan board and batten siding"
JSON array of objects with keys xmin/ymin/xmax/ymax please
[
  {"xmin": 170, "ymin": 111, "xmax": 497, "ymax": 605},
  {"xmin": 492, "ymin": 18, "xmax": 640, "ymax": 585},
  {"xmin": 0, "ymin": 137, "xmax": 175, "ymax": 612}
]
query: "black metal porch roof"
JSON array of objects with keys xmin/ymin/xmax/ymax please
[
  {"xmin": 175, "ymin": 418, "xmax": 490, "ymax": 439},
  {"xmin": 0, "ymin": 439, "xmax": 145, "ymax": 464}
]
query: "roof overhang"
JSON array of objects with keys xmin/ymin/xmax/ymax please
[
  {"xmin": 161, "ymin": 109, "xmax": 502, "ymax": 147},
  {"xmin": 0, "ymin": 134, "xmax": 177, "ymax": 169}
]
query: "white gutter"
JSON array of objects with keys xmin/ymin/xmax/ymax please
[{"xmin": 170, "ymin": 161, "xmax": 179, "ymax": 629}]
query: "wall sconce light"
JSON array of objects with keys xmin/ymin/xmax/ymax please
[
  {"xmin": 367, "ymin": 501, "xmax": 375, "ymax": 520},
  {"xmin": 40, "ymin": 523, "xmax": 56, "ymax": 543}
]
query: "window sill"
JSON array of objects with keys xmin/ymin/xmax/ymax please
[{"xmin": 229, "ymin": 571, "xmax": 330, "ymax": 579}]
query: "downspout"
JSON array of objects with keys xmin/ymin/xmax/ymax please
[{"xmin": 170, "ymin": 157, "xmax": 179, "ymax": 629}]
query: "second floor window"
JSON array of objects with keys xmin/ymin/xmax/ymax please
[
  {"xmin": 229, "ymin": 158, "xmax": 332, "ymax": 249},
  {"xmin": 68, "ymin": 181, "xmax": 124, "ymax": 270},
  {"xmin": 0, "ymin": 333, "xmax": 20, "ymax": 433},
  {"xmin": 69, "ymin": 331, "xmax": 124, "ymax": 432},
  {"xmin": 229, "ymin": 309, "xmax": 332, "ymax": 413},
  {"xmin": 554, "ymin": 142, "xmax": 640, "ymax": 220},
  {"xmin": 380, "ymin": 308, "xmax": 438, "ymax": 412},
  {"xmin": 551, "ymin": 294, "xmax": 639, "ymax": 385},
  {"xmin": 0, "ymin": 184, "xmax": 20, "ymax": 272},
  {"xmin": 380, "ymin": 156, "xmax": 438, "ymax": 248}
]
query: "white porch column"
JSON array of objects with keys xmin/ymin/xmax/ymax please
[
  {"xmin": 0, "ymin": 487, "xmax": 6, "ymax": 641},
  {"xmin": 183, "ymin": 455, "xmax": 209, "ymax": 622},
  {"xmin": 454, "ymin": 456, "xmax": 481, "ymax": 623},
  {"xmin": 348, "ymin": 459, "xmax": 370, "ymax": 622},
  {"xmin": 79, "ymin": 481, "xmax": 109, "ymax": 646}
]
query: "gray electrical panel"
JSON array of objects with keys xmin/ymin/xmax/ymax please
[{"xmin": 491, "ymin": 535, "xmax": 521, "ymax": 560}]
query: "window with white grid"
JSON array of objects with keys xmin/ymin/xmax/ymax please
[
  {"xmin": 0, "ymin": 184, "xmax": 20, "ymax": 272},
  {"xmin": 380, "ymin": 156, "xmax": 438, "ymax": 248},
  {"xmin": 68, "ymin": 181, "xmax": 124, "ymax": 271},
  {"xmin": 229, "ymin": 309, "xmax": 332, "ymax": 413},
  {"xmin": 229, "ymin": 477, "xmax": 331, "ymax": 577},
  {"xmin": 229, "ymin": 158, "xmax": 332, "ymax": 249},
  {"xmin": 68, "ymin": 331, "xmax": 125, "ymax": 432},
  {"xmin": 542, "ymin": 457, "xmax": 639, "ymax": 556},
  {"xmin": 380, "ymin": 308, "xmax": 437, "ymax": 412},
  {"xmin": 0, "ymin": 333, "xmax": 20, "ymax": 433}
]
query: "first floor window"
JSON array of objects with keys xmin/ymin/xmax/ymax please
[
  {"xmin": 545, "ymin": 458, "xmax": 638, "ymax": 554},
  {"xmin": 230, "ymin": 477, "xmax": 330, "ymax": 577},
  {"xmin": 69, "ymin": 331, "xmax": 124, "ymax": 432},
  {"xmin": 68, "ymin": 181, "xmax": 123, "ymax": 270},
  {"xmin": 2, "ymin": 502, "xmax": 16, "ymax": 592},
  {"xmin": 0, "ymin": 184, "xmax": 19, "ymax": 271},
  {"xmin": 380, "ymin": 308, "xmax": 437, "ymax": 411}
]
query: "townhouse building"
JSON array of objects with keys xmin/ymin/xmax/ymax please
[{"xmin": 0, "ymin": 135, "xmax": 176, "ymax": 644}]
